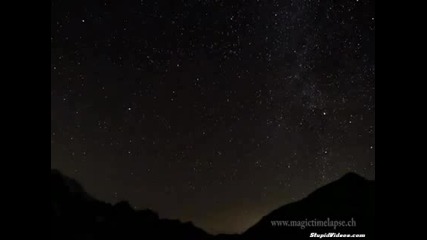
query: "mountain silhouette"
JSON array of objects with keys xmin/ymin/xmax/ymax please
[
  {"xmin": 242, "ymin": 172, "xmax": 375, "ymax": 239},
  {"xmin": 51, "ymin": 169, "xmax": 213, "ymax": 240},
  {"xmin": 51, "ymin": 170, "xmax": 374, "ymax": 240}
]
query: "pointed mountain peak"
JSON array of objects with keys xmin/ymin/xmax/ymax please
[{"xmin": 339, "ymin": 172, "xmax": 367, "ymax": 182}]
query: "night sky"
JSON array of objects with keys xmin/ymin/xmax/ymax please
[{"xmin": 51, "ymin": 0, "xmax": 375, "ymax": 234}]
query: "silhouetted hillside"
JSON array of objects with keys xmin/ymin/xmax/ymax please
[
  {"xmin": 242, "ymin": 173, "xmax": 375, "ymax": 239},
  {"xmin": 51, "ymin": 169, "xmax": 213, "ymax": 240},
  {"xmin": 51, "ymin": 170, "xmax": 374, "ymax": 240}
]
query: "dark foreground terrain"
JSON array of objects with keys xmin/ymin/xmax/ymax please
[{"xmin": 52, "ymin": 170, "xmax": 374, "ymax": 240}]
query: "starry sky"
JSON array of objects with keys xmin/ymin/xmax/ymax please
[{"xmin": 51, "ymin": 0, "xmax": 375, "ymax": 234}]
